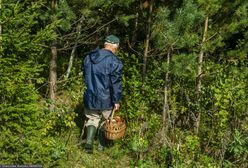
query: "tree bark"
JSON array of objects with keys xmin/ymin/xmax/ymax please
[
  {"xmin": 65, "ymin": 19, "xmax": 82, "ymax": 79},
  {"xmin": 49, "ymin": 45, "xmax": 57, "ymax": 101},
  {"xmin": 142, "ymin": 0, "xmax": 153, "ymax": 85},
  {"xmin": 51, "ymin": 0, "xmax": 57, "ymax": 9},
  {"xmin": 162, "ymin": 50, "xmax": 171, "ymax": 130},
  {"xmin": 49, "ymin": 0, "xmax": 58, "ymax": 109},
  {"xmin": 195, "ymin": 16, "xmax": 209, "ymax": 134},
  {"xmin": 131, "ymin": 12, "xmax": 139, "ymax": 46}
]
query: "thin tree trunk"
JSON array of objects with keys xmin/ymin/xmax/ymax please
[
  {"xmin": 65, "ymin": 19, "xmax": 82, "ymax": 79},
  {"xmin": 131, "ymin": 12, "xmax": 139, "ymax": 46},
  {"xmin": 160, "ymin": 50, "xmax": 172, "ymax": 163},
  {"xmin": 142, "ymin": 0, "xmax": 153, "ymax": 85},
  {"xmin": 49, "ymin": 0, "xmax": 58, "ymax": 109},
  {"xmin": 195, "ymin": 16, "xmax": 208, "ymax": 134},
  {"xmin": 105, "ymin": 26, "xmax": 109, "ymax": 35},
  {"xmin": 162, "ymin": 50, "xmax": 171, "ymax": 130},
  {"xmin": 51, "ymin": 0, "xmax": 57, "ymax": 9},
  {"xmin": 49, "ymin": 45, "xmax": 57, "ymax": 101}
]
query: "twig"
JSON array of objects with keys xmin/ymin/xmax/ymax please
[
  {"xmin": 127, "ymin": 37, "xmax": 142, "ymax": 56},
  {"xmin": 82, "ymin": 18, "xmax": 117, "ymax": 41},
  {"xmin": 206, "ymin": 32, "xmax": 218, "ymax": 42},
  {"xmin": 33, "ymin": 43, "xmax": 50, "ymax": 48}
]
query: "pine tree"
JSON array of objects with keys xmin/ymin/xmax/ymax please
[
  {"xmin": 152, "ymin": 0, "xmax": 204, "ymax": 129},
  {"xmin": 0, "ymin": 1, "xmax": 64, "ymax": 164}
]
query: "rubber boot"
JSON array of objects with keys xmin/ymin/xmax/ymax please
[
  {"xmin": 85, "ymin": 125, "xmax": 96, "ymax": 154},
  {"xmin": 98, "ymin": 126, "xmax": 106, "ymax": 151}
]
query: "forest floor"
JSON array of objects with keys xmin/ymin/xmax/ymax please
[
  {"xmin": 61, "ymin": 127, "xmax": 132, "ymax": 168},
  {"xmin": 52, "ymin": 86, "xmax": 134, "ymax": 168}
]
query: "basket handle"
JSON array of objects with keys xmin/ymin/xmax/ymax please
[{"xmin": 109, "ymin": 108, "xmax": 118, "ymax": 121}]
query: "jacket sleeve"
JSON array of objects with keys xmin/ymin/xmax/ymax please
[
  {"xmin": 110, "ymin": 59, "xmax": 123, "ymax": 104},
  {"xmin": 82, "ymin": 55, "xmax": 90, "ymax": 78}
]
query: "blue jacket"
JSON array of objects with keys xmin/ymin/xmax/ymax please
[{"xmin": 82, "ymin": 48, "xmax": 123, "ymax": 110}]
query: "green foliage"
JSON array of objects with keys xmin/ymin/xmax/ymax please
[
  {"xmin": 56, "ymin": 0, "xmax": 76, "ymax": 31},
  {"xmin": 198, "ymin": 61, "xmax": 248, "ymax": 166},
  {"xmin": 171, "ymin": 53, "xmax": 197, "ymax": 79},
  {"xmin": 0, "ymin": 0, "xmax": 247, "ymax": 167},
  {"xmin": 130, "ymin": 135, "xmax": 148, "ymax": 152},
  {"xmin": 119, "ymin": 52, "xmax": 144, "ymax": 120},
  {"xmin": 130, "ymin": 157, "xmax": 159, "ymax": 168},
  {"xmin": 83, "ymin": 0, "xmax": 135, "ymax": 8},
  {"xmin": 152, "ymin": 0, "xmax": 204, "ymax": 49},
  {"xmin": 197, "ymin": 0, "xmax": 223, "ymax": 14},
  {"xmin": 0, "ymin": 1, "xmax": 70, "ymax": 166},
  {"xmin": 228, "ymin": 129, "xmax": 248, "ymax": 157},
  {"xmin": 117, "ymin": 14, "xmax": 137, "ymax": 27},
  {"xmin": 227, "ymin": 129, "xmax": 248, "ymax": 166},
  {"xmin": 38, "ymin": 0, "xmax": 75, "ymax": 32}
]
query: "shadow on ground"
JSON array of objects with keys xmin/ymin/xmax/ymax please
[{"xmin": 74, "ymin": 101, "xmax": 87, "ymax": 142}]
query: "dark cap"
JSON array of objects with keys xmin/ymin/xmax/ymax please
[{"xmin": 105, "ymin": 35, "xmax": 120, "ymax": 44}]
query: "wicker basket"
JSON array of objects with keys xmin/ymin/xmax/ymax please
[{"xmin": 104, "ymin": 110, "xmax": 126, "ymax": 140}]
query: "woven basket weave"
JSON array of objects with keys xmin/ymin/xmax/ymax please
[{"xmin": 104, "ymin": 110, "xmax": 126, "ymax": 140}]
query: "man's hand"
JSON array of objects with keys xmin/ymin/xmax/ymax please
[{"xmin": 113, "ymin": 103, "xmax": 120, "ymax": 111}]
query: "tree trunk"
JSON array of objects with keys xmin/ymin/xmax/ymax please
[
  {"xmin": 51, "ymin": 0, "xmax": 57, "ymax": 9},
  {"xmin": 65, "ymin": 19, "xmax": 82, "ymax": 79},
  {"xmin": 162, "ymin": 50, "xmax": 171, "ymax": 130},
  {"xmin": 49, "ymin": 45, "xmax": 57, "ymax": 101},
  {"xmin": 49, "ymin": 0, "xmax": 58, "ymax": 109},
  {"xmin": 131, "ymin": 12, "xmax": 139, "ymax": 46},
  {"xmin": 195, "ymin": 16, "xmax": 208, "ymax": 134},
  {"xmin": 142, "ymin": 0, "xmax": 153, "ymax": 85}
]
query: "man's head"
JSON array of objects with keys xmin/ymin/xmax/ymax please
[{"xmin": 104, "ymin": 35, "xmax": 120, "ymax": 54}]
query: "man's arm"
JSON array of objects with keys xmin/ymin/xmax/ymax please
[{"xmin": 110, "ymin": 59, "xmax": 123, "ymax": 111}]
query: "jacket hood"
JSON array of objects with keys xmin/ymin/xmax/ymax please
[{"xmin": 89, "ymin": 48, "xmax": 113, "ymax": 64}]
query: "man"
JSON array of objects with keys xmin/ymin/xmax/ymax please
[{"xmin": 82, "ymin": 35, "xmax": 123, "ymax": 153}]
